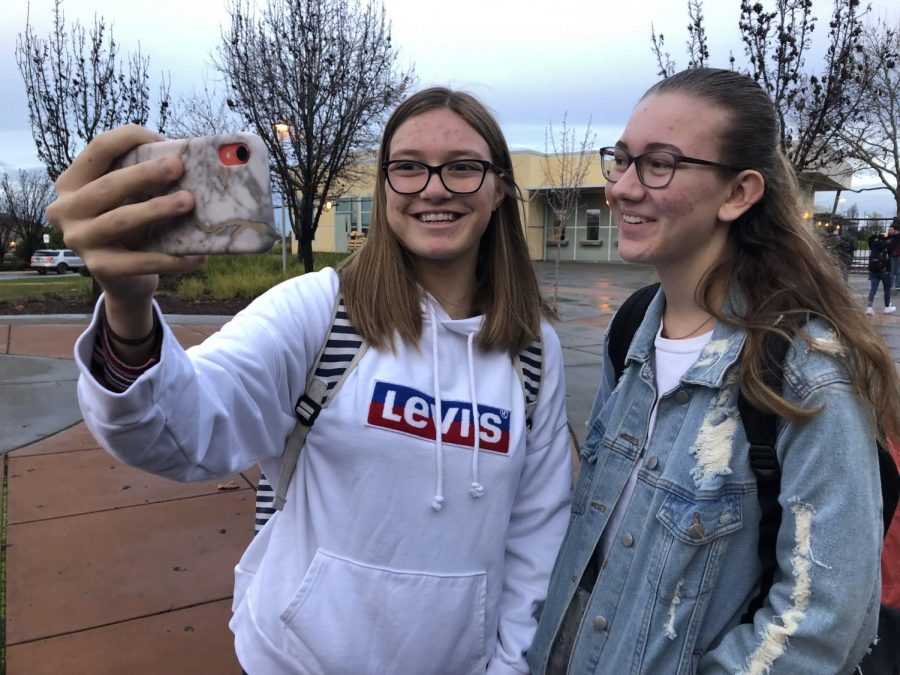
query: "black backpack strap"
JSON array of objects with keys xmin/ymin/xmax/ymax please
[
  {"xmin": 878, "ymin": 443, "xmax": 900, "ymax": 534},
  {"xmin": 737, "ymin": 329, "xmax": 792, "ymax": 622},
  {"xmin": 608, "ymin": 282, "xmax": 661, "ymax": 383},
  {"xmin": 740, "ymin": 323, "xmax": 900, "ymax": 624}
]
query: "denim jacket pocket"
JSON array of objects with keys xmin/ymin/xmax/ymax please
[{"xmin": 646, "ymin": 490, "xmax": 743, "ymax": 602}]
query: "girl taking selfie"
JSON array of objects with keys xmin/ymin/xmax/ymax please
[{"xmin": 49, "ymin": 88, "xmax": 572, "ymax": 674}]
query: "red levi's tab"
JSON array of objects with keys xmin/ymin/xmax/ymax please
[{"xmin": 367, "ymin": 381, "xmax": 511, "ymax": 454}]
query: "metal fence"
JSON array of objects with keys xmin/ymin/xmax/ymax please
[{"xmin": 814, "ymin": 216, "xmax": 896, "ymax": 272}]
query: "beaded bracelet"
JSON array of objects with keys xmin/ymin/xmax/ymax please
[{"xmin": 105, "ymin": 312, "xmax": 159, "ymax": 346}]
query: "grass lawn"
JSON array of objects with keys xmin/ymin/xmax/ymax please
[
  {"xmin": 1, "ymin": 252, "xmax": 350, "ymax": 305},
  {"xmin": 171, "ymin": 251, "xmax": 348, "ymax": 301},
  {"xmin": 0, "ymin": 276, "xmax": 91, "ymax": 303}
]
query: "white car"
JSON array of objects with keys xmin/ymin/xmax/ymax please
[{"xmin": 30, "ymin": 249, "xmax": 86, "ymax": 275}]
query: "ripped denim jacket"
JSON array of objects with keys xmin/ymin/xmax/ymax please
[{"xmin": 528, "ymin": 291, "xmax": 882, "ymax": 674}]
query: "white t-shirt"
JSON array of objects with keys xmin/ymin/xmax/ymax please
[{"xmin": 599, "ymin": 323, "xmax": 713, "ymax": 562}]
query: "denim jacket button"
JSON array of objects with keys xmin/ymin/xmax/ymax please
[
  {"xmin": 622, "ymin": 533, "xmax": 634, "ymax": 548},
  {"xmin": 674, "ymin": 389, "xmax": 691, "ymax": 404},
  {"xmin": 690, "ymin": 513, "xmax": 706, "ymax": 539},
  {"xmin": 645, "ymin": 456, "xmax": 659, "ymax": 470},
  {"xmin": 592, "ymin": 615, "xmax": 608, "ymax": 631}
]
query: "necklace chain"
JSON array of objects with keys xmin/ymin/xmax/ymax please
[{"xmin": 663, "ymin": 314, "xmax": 714, "ymax": 340}]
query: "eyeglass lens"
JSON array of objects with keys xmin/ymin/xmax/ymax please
[
  {"xmin": 600, "ymin": 148, "xmax": 676, "ymax": 188},
  {"xmin": 385, "ymin": 161, "xmax": 488, "ymax": 194}
]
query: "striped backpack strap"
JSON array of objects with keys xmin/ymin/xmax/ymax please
[
  {"xmin": 271, "ymin": 294, "xmax": 368, "ymax": 512},
  {"xmin": 514, "ymin": 335, "xmax": 543, "ymax": 431},
  {"xmin": 254, "ymin": 474, "xmax": 275, "ymax": 533}
]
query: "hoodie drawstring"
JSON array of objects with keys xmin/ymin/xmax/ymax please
[
  {"xmin": 428, "ymin": 299, "xmax": 485, "ymax": 510},
  {"xmin": 466, "ymin": 333, "xmax": 484, "ymax": 498},
  {"xmin": 430, "ymin": 303, "xmax": 445, "ymax": 511}
]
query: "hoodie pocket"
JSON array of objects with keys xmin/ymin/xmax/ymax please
[{"xmin": 280, "ymin": 549, "xmax": 487, "ymax": 675}]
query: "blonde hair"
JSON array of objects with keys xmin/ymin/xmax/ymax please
[{"xmin": 338, "ymin": 87, "xmax": 549, "ymax": 355}]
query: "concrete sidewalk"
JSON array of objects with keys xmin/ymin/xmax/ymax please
[{"xmin": 1, "ymin": 261, "xmax": 898, "ymax": 675}]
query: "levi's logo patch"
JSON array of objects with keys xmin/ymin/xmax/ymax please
[{"xmin": 367, "ymin": 381, "xmax": 511, "ymax": 454}]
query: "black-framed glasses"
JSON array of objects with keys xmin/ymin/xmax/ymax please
[
  {"xmin": 599, "ymin": 146, "xmax": 745, "ymax": 189},
  {"xmin": 381, "ymin": 159, "xmax": 504, "ymax": 195}
]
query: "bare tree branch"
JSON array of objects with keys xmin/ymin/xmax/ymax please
[
  {"xmin": 0, "ymin": 169, "xmax": 55, "ymax": 261},
  {"xmin": 686, "ymin": 0, "xmax": 710, "ymax": 68},
  {"xmin": 217, "ymin": 0, "xmax": 414, "ymax": 272},
  {"xmin": 651, "ymin": 24, "xmax": 676, "ymax": 78},
  {"xmin": 649, "ymin": 0, "xmax": 879, "ymax": 174},
  {"xmin": 15, "ymin": 0, "xmax": 171, "ymax": 181},
  {"xmin": 840, "ymin": 19, "xmax": 900, "ymax": 216},
  {"xmin": 542, "ymin": 112, "xmax": 596, "ymax": 308},
  {"xmin": 0, "ymin": 213, "xmax": 16, "ymax": 262},
  {"xmin": 168, "ymin": 72, "xmax": 244, "ymax": 138}
]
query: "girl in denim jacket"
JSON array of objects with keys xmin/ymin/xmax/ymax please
[{"xmin": 529, "ymin": 68, "xmax": 900, "ymax": 674}]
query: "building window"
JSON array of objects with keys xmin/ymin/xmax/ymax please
[
  {"xmin": 585, "ymin": 210, "xmax": 600, "ymax": 241},
  {"xmin": 337, "ymin": 197, "xmax": 372, "ymax": 233},
  {"xmin": 359, "ymin": 197, "xmax": 372, "ymax": 233}
]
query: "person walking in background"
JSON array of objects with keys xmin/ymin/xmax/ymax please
[
  {"xmin": 890, "ymin": 219, "xmax": 900, "ymax": 290},
  {"xmin": 46, "ymin": 87, "xmax": 573, "ymax": 674},
  {"xmin": 867, "ymin": 229, "xmax": 896, "ymax": 315},
  {"xmin": 528, "ymin": 67, "xmax": 898, "ymax": 674}
]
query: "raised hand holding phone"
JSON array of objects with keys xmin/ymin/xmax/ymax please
[{"xmin": 47, "ymin": 126, "xmax": 276, "ymax": 362}]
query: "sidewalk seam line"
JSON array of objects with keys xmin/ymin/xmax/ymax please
[
  {"xmin": 8, "ymin": 488, "xmax": 256, "ymax": 526},
  {"xmin": 8, "ymin": 447, "xmax": 102, "ymax": 458},
  {"xmin": 5, "ymin": 596, "xmax": 234, "ymax": 647}
]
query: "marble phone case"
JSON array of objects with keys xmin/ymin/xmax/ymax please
[{"xmin": 116, "ymin": 133, "xmax": 277, "ymax": 255}]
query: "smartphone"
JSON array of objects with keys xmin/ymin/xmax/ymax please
[{"xmin": 115, "ymin": 132, "xmax": 277, "ymax": 255}]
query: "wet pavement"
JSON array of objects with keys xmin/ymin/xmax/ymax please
[{"xmin": 1, "ymin": 261, "xmax": 897, "ymax": 674}]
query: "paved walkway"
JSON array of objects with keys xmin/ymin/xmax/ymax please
[{"xmin": 1, "ymin": 262, "xmax": 897, "ymax": 675}]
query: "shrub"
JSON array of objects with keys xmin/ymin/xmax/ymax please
[
  {"xmin": 173, "ymin": 251, "xmax": 349, "ymax": 302},
  {"xmin": 177, "ymin": 276, "xmax": 206, "ymax": 301}
]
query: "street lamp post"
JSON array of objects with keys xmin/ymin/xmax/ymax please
[{"xmin": 274, "ymin": 122, "xmax": 291, "ymax": 276}]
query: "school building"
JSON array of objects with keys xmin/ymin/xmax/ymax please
[{"xmin": 304, "ymin": 151, "xmax": 852, "ymax": 263}]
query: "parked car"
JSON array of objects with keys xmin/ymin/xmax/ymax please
[{"xmin": 30, "ymin": 249, "xmax": 86, "ymax": 275}]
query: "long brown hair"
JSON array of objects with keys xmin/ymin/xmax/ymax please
[
  {"xmin": 338, "ymin": 87, "xmax": 547, "ymax": 355},
  {"xmin": 645, "ymin": 68, "xmax": 900, "ymax": 440}
]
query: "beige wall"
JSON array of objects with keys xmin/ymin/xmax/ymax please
[
  {"xmin": 301, "ymin": 140, "xmax": 853, "ymax": 263},
  {"xmin": 312, "ymin": 161, "xmax": 377, "ymax": 253},
  {"xmin": 313, "ymin": 150, "xmax": 609, "ymax": 260}
]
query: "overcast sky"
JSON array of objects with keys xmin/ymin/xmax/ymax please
[{"xmin": 2, "ymin": 0, "xmax": 898, "ymax": 215}]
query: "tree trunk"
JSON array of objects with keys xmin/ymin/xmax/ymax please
[
  {"xmin": 296, "ymin": 196, "xmax": 316, "ymax": 274},
  {"xmin": 300, "ymin": 236, "xmax": 314, "ymax": 273}
]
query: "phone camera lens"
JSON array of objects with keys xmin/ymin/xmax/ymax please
[{"xmin": 236, "ymin": 144, "xmax": 250, "ymax": 163}]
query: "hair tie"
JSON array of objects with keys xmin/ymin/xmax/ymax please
[{"xmin": 106, "ymin": 313, "xmax": 159, "ymax": 346}]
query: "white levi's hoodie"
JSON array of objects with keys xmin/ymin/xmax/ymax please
[{"xmin": 73, "ymin": 268, "xmax": 572, "ymax": 675}]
